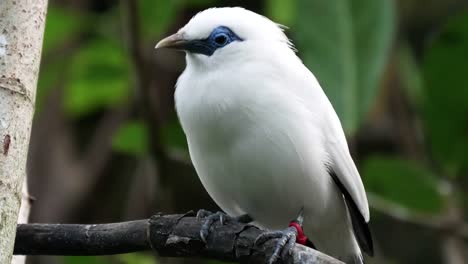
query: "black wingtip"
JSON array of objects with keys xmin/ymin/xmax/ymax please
[
  {"xmin": 349, "ymin": 205, "xmax": 374, "ymax": 256},
  {"xmin": 329, "ymin": 171, "xmax": 374, "ymax": 256}
]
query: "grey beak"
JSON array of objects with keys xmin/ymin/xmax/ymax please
[{"xmin": 155, "ymin": 33, "xmax": 189, "ymax": 50}]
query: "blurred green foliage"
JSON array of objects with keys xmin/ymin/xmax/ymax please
[
  {"xmin": 294, "ymin": 0, "xmax": 395, "ymax": 134},
  {"xmin": 119, "ymin": 253, "xmax": 159, "ymax": 264},
  {"xmin": 64, "ymin": 254, "xmax": 158, "ymax": 264},
  {"xmin": 205, "ymin": 261, "xmax": 235, "ymax": 264},
  {"xmin": 65, "ymin": 38, "xmax": 130, "ymax": 117},
  {"xmin": 160, "ymin": 118, "xmax": 189, "ymax": 151},
  {"xmin": 42, "ymin": 7, "xmax": 85, "ymax": 53},
  {"xmin": 37, "ymin": 8, "xmax": 84, "ymax": 110},
  {"xmin": 64, "ymin": 256, "xmax": 108, "ymax": 264},
  {"xmin": 139, "ymin": 0, "xmax": 180, "ymax": 40},
  {"xmin": 398, "ymin": 43, "xmax": 423, "ymax": 106},
  {"xmin": 422, "ymin": 13, "xmax": 468, "ymax": 178},
  {"xmin": 113, "ymin": 121, "xmax": 150, "ymax": 156},
  {"xmin": 266, "ymin": 0, "xmax": 296, "ymax": 25},
  {"xmin": 363, "ymin": 156, "xmax": 443, "ymax": 213},
  {"xmin": 139, "ymin": 0, "xmax": 217, "ymax": 40}
]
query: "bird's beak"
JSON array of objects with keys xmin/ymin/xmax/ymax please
[{"xmin": 155, "ymin": 33, "xmax": 189, "ymax": 50}]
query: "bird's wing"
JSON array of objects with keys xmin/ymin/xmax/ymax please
[
  {"xmin": 324, "ymin": 109, "xmax": 370, "ymax": 222},
  {"xmin": 289, "ymin": 69, "xmax": 370, "ymax": 221},
  {"xmin": 276, "ymin": 52, "xmax": 373, "ymax": 254},
  {"xmin": 323, "ymin": 108, "xmax": 374, "ymax": 255}
]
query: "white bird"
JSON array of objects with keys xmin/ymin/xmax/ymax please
[{"xmin": 156, "ymin": 7, "xmax": 373, "ymax": 264}]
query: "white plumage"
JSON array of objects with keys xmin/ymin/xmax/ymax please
[{"xmin": 158, "ymin": 7, "xmax": 372, "ymax": 263}]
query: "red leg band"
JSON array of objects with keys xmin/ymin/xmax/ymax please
[{"xmin": 288, "ymin": 221, "xmax": 308, "ymax": 245}]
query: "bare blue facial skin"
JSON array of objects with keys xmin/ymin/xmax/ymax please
[{"xmin": 183, "ymin": 26, "xmax": 243, "ymax": 56}]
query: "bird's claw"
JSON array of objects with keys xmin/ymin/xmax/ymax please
[
  {"xmin": 255, "ymin": 208, "xmax": 307, "ymax": 264},
  {"xmin": 196, "ymin": 209, "xmax": 214, "ymax": 219},
  {"xmin": 197, "ymin": 210, "xmax": 234, "ymax": 243},
  {"xmin": 197, "ymin": 209, "xmax": 253, "ymax": 243},
  {"xmin": 255, "ymin": 226, "xmax": 298, "ymax": 264}
]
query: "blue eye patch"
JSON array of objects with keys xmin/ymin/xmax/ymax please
[{"xmin": 184, "ymin": 26, "xmax": 243, "ymax": 56}]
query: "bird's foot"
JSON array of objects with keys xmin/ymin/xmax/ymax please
[
  {"xmin": 254, "ymin": 209, "xmax": 309, "ymax": 264},
  {"xmin": 196, "ymin": 209, "xmax": 252, "ymax": 243},
  {"xmin": 255, "ymin": 226, "xmax": 299, "ymax": 264}
]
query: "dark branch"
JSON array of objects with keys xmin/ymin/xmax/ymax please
[{"xmin": 14, "ymin": 213, "xmax": 343, "ymax": 264}]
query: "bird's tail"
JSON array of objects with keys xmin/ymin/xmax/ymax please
[
  {"xmin": 340, "ymin": 239, "xmax": 364, "ymax": 264},
  {"xmin": 311, "ymin": 226, "xmax": 364, "ymax": 264},
  {"xmin": 327, "ymin": 224, "xmax": 364, "ymax": 264},
  {"xmin": 345, "ymin": 253, "xmax": 364, "ymax": 264}
]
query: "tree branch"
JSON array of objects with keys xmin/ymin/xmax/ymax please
[{"xmin": 14, "ymin": 213, "xmax": 343, "ymax": 264}]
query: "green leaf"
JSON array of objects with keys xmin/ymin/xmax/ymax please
[
  {"xmin": 295, "ymin": 0, "xmax": 395, "ymax": 134},
  {"xmin": 64, "ymin": 38, "xmax": 130, "ymax": 117},
  {"xmin": 119, "ymin": 253, "xmax": 158, "ymax": 264},
  {"xmin": 422, "ymin": 13, "xmax": 468, "ymax": 177},
  {"xmin": 43, "ymin": 7, "xmax": 84, "ymax": 53},
  {"xmin": 363, "ymin": 156, "xmax": 443, "ymax": 214},
  {"xmin": 64, "ymin": 256, "xmax": 109, "ymax": 264},
  {"xmin": 112, "ymin": 121, "xmax": 149, "ymax": 156},
  {"xmin": 266, "ymin": 0, "xmax": 296, "ymax": 25}
]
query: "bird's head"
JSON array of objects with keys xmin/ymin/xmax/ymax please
[{"xmin": 155, "ymin": 7, "xmax": 293, "ymax": 67}]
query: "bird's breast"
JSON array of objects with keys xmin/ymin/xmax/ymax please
[
  {"xmin": 176, "ymin": 72, "xmax": 335, "ymax": 225},
  {"xmin": 175, "ymin": 71, "xmax": 267, "ymax": 150}
]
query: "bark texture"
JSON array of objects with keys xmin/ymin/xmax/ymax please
[
  {"xmin": 0, "ymin": 0, "xmax": 47, "ymax": 263},
  {"xmin": 11, "ymin": 183, "xmax": 31, "ymax": 264},
  {"xmin": 14, "ymin": 213, "xmax": 344, "ymax": 264}
]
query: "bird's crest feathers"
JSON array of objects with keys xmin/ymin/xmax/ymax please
[{"xmin": 180, "ymin": 7, "xmax": 294, "ymax": 50}]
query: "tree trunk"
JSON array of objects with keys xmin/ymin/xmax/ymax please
[
  {"xmin": 0, "ymin": 0, "xmax": 48, "ymax": 263},
  {"xmin": 11, "ymin": 183, "xmax": 31, "ymax": 264}
]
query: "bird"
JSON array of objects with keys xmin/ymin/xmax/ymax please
[{"xmin": 155, "ymin": 7, "xmax": 373, "ymax": 264}]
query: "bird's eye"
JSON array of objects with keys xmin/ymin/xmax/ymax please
[
  {"xmin": 202, "ymin": 26, "xmax": 242, "ymax": 55},
  {"xmin": 214, "ymin": 33, "xmax": 229, "ymax": 46}
]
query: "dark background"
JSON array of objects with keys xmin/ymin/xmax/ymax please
[{"xmin": 27, "ymin": 0, "xmax": 468, "ymax": 263}]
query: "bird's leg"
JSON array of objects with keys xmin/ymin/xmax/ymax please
[
  {"xmin": 254, "ymin": 208, "xmax": 309, "ymax": 264},
  {"xmin": 196, "ymin": 209, "xmax": 252, "ymax": 243}
]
